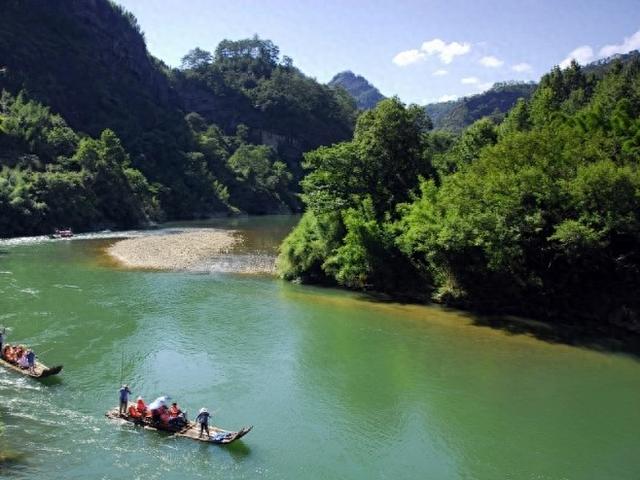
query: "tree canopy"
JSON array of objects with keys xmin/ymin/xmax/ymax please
[{"xmin": 279, "ymin": 57, "xmax": 640, "ymax": 332}]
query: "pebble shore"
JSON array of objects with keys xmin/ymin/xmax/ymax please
[{"xmin": 107, "ymin": 229, "xmax": 241, "ymax": 271}]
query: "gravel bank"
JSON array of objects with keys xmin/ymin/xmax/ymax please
[{"xmin": 107, "ymin": 229, "xmax": 241, "ymax": 271}]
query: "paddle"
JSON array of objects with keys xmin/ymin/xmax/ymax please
[{"xmin": 119, "ymin": 348, "xmax": 125, "ymax": 386}]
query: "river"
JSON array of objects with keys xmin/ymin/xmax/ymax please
[{"xmin": 0, "ymin": 216, "xmax": 639, "ymax": 479}]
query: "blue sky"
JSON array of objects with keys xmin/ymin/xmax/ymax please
[{"xmin": 117, "ymin": 0, "xmax": 640, "ymax": 104}]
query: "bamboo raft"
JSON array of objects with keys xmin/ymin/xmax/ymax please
[
  {"xmin": 0, "ymin": 356, "xmax": 63, "ymax": 378},
  {"xmin": 105, "ymin": 409, "xmax": 252, "ymax": 444}
]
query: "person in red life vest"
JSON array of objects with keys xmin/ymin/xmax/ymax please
[
  {"xmin": 168, "ymin": 402, "xmax": 181, "ymax": 417},
  {"xmin": 167, "ymin": 402, "xmax": 187, "ymax": 428},
  {"xmin": 3, "ymin": 345, "xmax": 16, "ymax": 363},
  {"xmin": 136, "ymin": 397, "xmax": 147, "ymax": 416},
  {"xmin": 128, "ymin": 397, "xmax": 147, "ymax": 418}
]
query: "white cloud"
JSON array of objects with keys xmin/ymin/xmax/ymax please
[
  {"xmin": 393, "ymin": 38, "xmax": 471, "ymax": 67},
  {"xmin": 421, "ymin": 38, "xmax": 471, "ymax": 64},
  {"xmin": 477, "ymin": 82, "xmax": 493, "ymax": 91},
  {"xmin": 599, "ymin": 29, "xmax": 640, "ymax": 57},
  {"xmin": 559, "ymin": 45, "xmax": 594, "ymax": 68},
  {"xmin": 461, "ymin": 76, "xmax": 479, "ymax": 84},
  {"xmin": 479, "ymin": 56, "xmax": 504, "ymax": 68},
  {"xmin": 438, "ymin": 94, "xmax": 458, "ymax": 102},
  {"xmin": 392, "ymin": 49, "xmax": 426, "ymax": 67},
  {"xmin": 512, "ymin": 62, "xmax": 533, "ymax": 73},
  {"xmin": 433, "ymin": 69, "xmax": 448, "ymax": 76}
]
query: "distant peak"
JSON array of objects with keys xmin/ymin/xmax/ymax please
[{"xmin": 329, "ymin": 71, "xmax": 385, "ymax": 110}]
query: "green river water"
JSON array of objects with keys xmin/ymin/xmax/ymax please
[{"xmin": 0, "ymin": 216, "xmax": 639, "ymax": 479}]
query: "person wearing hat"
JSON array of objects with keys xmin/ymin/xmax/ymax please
[
  {"xmin": 118, "ymin": 384, "xmax": 132, "ymax": 415},
  {"xmin": 195, "ymin": 407, "xmax": 211, "ymax": 438}
]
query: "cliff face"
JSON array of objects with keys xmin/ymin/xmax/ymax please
[
  {"xmin": 0, "ymin": 0, "xmax": 355, "ymax": 218},
  {"xmin": 329, "ymin": 71, "xmax": 385, "ymax": 110},
  {"xmin": 0, "ymin": 0, "xmax": 178, "ymax": 145}
]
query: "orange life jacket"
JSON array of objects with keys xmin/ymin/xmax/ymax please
[{"xmin": 128, "ymin": 405, "xmax": 141, "ymax": 418}]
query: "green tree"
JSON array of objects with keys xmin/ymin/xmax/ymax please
[{"xmin": 180, "ymin": 48, "xmax": 213, "ymax": 70}]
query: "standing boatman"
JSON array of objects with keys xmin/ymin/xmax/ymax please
[
  {"xmin": 26, "ymin": 349, "xmax": 36, "ymax": 374},
  {"xmin": 0, "ymin": 328, "xmax": 5, "ymax": 357},
  {"xmin": 195, "ymin": 407, "xmax": 211, "ymax": 438},
  {"xmin": 119, "ymin": 384, "xmax": 132, "ymax": 415}
]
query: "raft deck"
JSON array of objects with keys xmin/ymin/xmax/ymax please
[
  {"xmin": 105, "ymin": 409, "xmax": 252, "ymax": 444},
  {"xmin": 0, "ymin": 357, "xmax": 63, "ymax": 378}
]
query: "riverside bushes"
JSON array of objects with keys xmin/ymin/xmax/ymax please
[{"xmin": 278, "ymin": 60, "xmax": 640, "ymax": 329}]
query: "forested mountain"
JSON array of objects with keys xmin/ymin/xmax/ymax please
[
  {"xmin": 424, "ymin": 52, "xmax": 640, "ymax": 132},
  {"xmin": 583, "ymin": 50, "xmax": 640, "ymax": 77},
  {"xmin": 425, "ymin": 82, "xmax": 537, "ymax": 132},
  {"xmin": 0, "ymin": 0, "xmax": 356, "ymax": 235},
  {"xmin": 279, "ymin": 58, "xmax": 640, "ymax": 335},
  {"xmin": 329, "ymin": 71, "xmax": 386, "ymax": 110}
]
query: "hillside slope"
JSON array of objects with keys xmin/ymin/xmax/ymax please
[
  {"xmin": 0, "ymin": 0, "xmax": 357, "ymax": 232},
  {"xmin": 425, "ymin": 82, "xmax": 537, "ymax": 132}
]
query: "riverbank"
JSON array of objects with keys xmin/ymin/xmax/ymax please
[{"xmin": 106, "ymin": 229, "xmax": 240, "ymax": 271}]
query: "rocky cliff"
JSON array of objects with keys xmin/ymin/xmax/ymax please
[
  {"xmin": 329, "ymin": 71, "xmax": 385, "ymax": 110},
  {"xmin": 0, "ymin": 0, "xmax": 178, "ymax": 143}
]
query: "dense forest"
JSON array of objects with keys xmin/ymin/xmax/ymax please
[
  {"xmin": 0, "ymin": 0, "xmax": 356, "ymax": 235},
  {"xmin": 278, "ymin": 59, "xmax": 640, "ymax": 333}
]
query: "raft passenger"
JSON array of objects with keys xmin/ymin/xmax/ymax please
[
  {"xmin": 18, "ymin": 354, "xmax": 29, "ymax": 369},
  {"xmin": 3, "ymin": 345, "xmax": 15, "ymax": 363},
  {"xmin": 168, "ymin": 402, "xmax": 186, "ymax": 428},
  {"xmin": 136, "ymin": 397, "xmax": 147, "ymax": 416}
]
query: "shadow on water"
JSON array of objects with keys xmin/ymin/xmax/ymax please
[
  {"xmin": 224, "ymin": 440, "xmax": 251, "ymax": 460},
  {"xmin": 338, "ymin": 288, "xmax": 640, "ymax": 360},
  {"xmin": 470, "ymin": 314, "xmax": 640, "ymax": 359},
  {"xmin": 38, "ymin": 376, "xmax": 63, "ymax": 387}
]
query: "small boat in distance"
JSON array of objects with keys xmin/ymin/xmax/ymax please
[
  {"xmin": 105, "ymin": 409, "xmax": 252, "ymax": 444},
  {"xmin": 49, "ymin": 228, "xmax": 74, "ymax": 239},
  {"xmin": 0, "ymin": 350, "xmax": 63, "ymax": 378}
]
